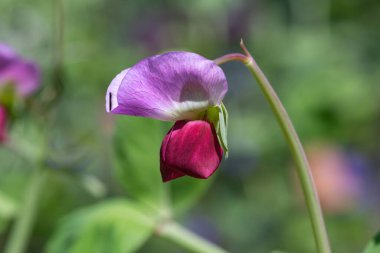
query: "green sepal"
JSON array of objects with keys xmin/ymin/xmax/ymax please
[
  {"xmin": 0, "ymin": 84, "xmax": 17, "ymax": 110},
  {"xmin": 0, "ymin": 82, "xmax": 24, "ymax": 116},
  {"xmin": 205, "ymin": 106, "xmax": 220, "ymax": 131},
  {"xmin": 205, "ymin": 103, "xmax": 229, "ymax": 158},
  {"xmin": 219, "ymin": 102, "xmax": 228, "ymax": 157}
]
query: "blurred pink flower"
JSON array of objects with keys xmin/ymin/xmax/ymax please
[
  {"xmin": 307, "ymin": 144, "xmax": 362, "ymax": 214},
  {"xmin": 0, "ymin": 43, "xmax": 41, "ymax": 144},
  {"xmin": 0, "ymin": 43, "xmax": 40, "ymax": 96}
]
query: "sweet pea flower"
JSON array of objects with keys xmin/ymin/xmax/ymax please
[
  {"xmin": 106, "ymin": 52, "xmax": 229, "ymax": 182},
  {"xmin": 0, "ymin": 43, "xmax": 40, "ymax": 143},
  {"xmin": 0, "ymin": 43, "xmax": 40, "ymax": 96}
]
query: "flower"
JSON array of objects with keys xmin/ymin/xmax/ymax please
[
  {"xmin": 0, "ymin": 43, "xmax": 41, "ymax": 144},
  {"xmin": 0, "ymin": 43, "xmax": 40, "ymax": 96},
  {"xmin": 306, "ymin": 144, "xmax": 363, "ymax": 214},
  {"xmin": 106, "ymin": 52, "xmax": 228, "ymax": 182}
]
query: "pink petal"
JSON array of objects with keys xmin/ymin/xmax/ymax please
[
  {"xmin": 0, "ymin": 106, "xmax": 7, "ymax": 143},
  {"xmin": 160, "ymin": 120, "xmax": 223, "ymax": 182},
  {"xmin": 0, "ymin": 43, "xmax": 40, "ymax": 96}
]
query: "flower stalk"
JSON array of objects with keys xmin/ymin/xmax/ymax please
[
  {"xmin": 215, "ymin": 40, "xmax": 331, "ymax": 253},
  {"xmin": 158, "ymin": 221, "xmax": 229, "ymax": 253},
  {"xmin": 4, "ymin": 167, "xmax": 46, "ymax": 253}
]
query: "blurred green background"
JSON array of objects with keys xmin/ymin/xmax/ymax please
[{"xmin": 0, "ymin": 0, "xmax": 380, "ymax": 252}]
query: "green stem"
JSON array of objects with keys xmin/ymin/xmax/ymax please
[
  {"xmin": 52, "ymin": 0, "xmax": 65, "ymax": 99},
  {"xmin": 215, "ymin": 40, "xmax": 331, "ymax": 253},
  {"xmin": 4, "ymin": 167, "xmax": 46, "ymax": 253},
  {"xmin": 158, "ymin": 221, "xmax": 229, "ymax": 253}
]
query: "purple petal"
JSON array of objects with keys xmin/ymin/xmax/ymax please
[
  {"xmin": 107, "ymin": 52, "xmax": 228, "ymax": 121},
  {"xmin": 0, "ymin": 61, "xmax": 40, "ymax": 96},
  {"xmin": 0, "ymin": 44, "xmax": 17, "ymax": 72},
  {"xmin": 0, "ymin": 44, "xmax": 17, "ymax": 60},
  {"xmin": 0, "ymin": 43, "xmax": 40, "ymax": 96}
]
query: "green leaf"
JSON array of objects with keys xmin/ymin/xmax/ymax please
[
  {"xmin": 0, "ymin": 191, "xmax": 18, "ymax": 219},
  {"xmin": 113, "ymin": 117, "xmax": 168, "ymax": 207},
  {"xmin": 363, "ymin": 231, "xmax": 380, "ymax": 253},
  {"xmin": 47, "ymin": 199, "xmax": 156, "ymax": 253},
  {"xmin": 0, "ymin": 191, "xmax": 18, "ymax": 233}
]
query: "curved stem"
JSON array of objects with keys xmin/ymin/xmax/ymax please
[
  {"xmin": 158, "ymin": 221, "xmax": 229, "ymax": 253},
  {"xmin": 214, "ymin": 53, "xmax": 247, "ymax": 65},
  {"xmin": 4, "ymin": 167, "xmax": 46, "ymax": 253},
  {"xmin": 215, "ymin": 40, "xmax": 331, "ymax": 253}
]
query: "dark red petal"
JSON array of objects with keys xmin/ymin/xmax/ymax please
[
  {"xmin": 160, "ymin": 161, "xmax": 185, "ymax": 182},
  {"xmin": 160, "ymin": 126, "xmax": 185, "ymax": 182},
  {"xmin": 0, "ymin": 105, "xmax": 7, "ymax": 143},
  {"xmin": 160, "ymin": 120, "xmax": 223, "ymax": 182}
]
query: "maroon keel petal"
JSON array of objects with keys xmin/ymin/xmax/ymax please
[
  {"xmin": 160, "ymin": 127, "xmax": 185, "ymax": 182},
  {"xmin": 160, "ymin": 162, "xmax": 185, "ymax": 182},
  {"xmin": 160, "ymin": 120, "xmax": 223, "ymax": 182}
]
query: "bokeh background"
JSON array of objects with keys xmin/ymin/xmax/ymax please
[{"xmin": 0, "ymin": 0, "xmax": 380, "ymax": 252}]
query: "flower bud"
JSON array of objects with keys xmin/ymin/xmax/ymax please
[{"xmin": 160, "ymin": 120, "xmax": 223, "ymax": 182}]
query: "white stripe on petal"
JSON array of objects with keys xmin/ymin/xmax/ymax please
[
  {"xmin": 169, "ymin": 100, "xmax": 210, "ymax": 120},
  {"xmin": 105, "ymin": 68, "xmax": 129, "ymax": 113}
]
